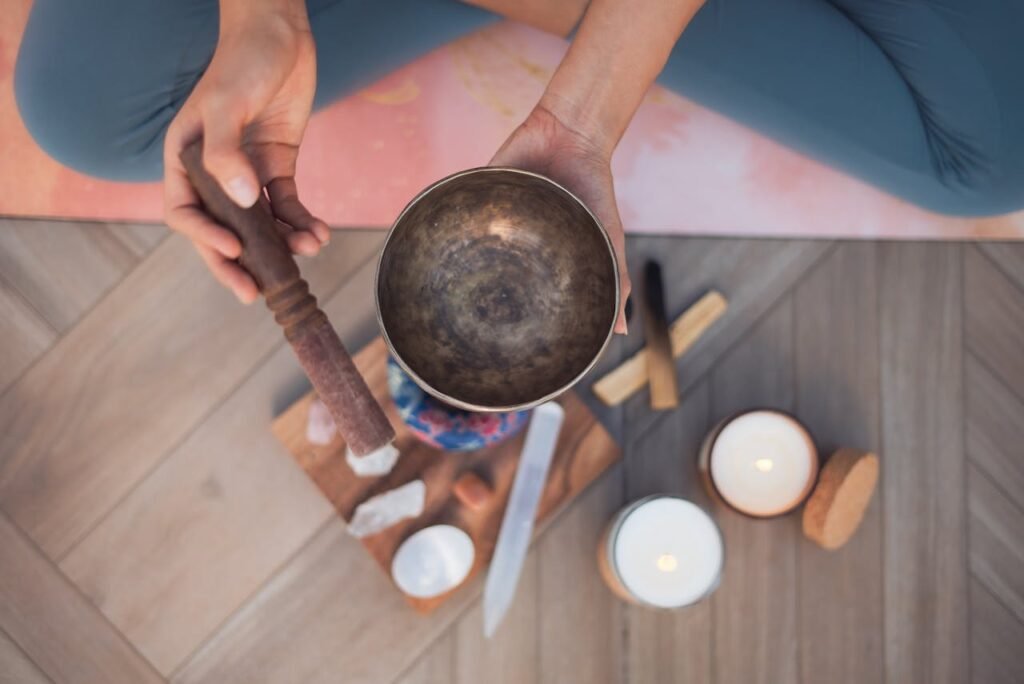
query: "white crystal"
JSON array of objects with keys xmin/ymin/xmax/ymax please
[
  {"xmin": 346, "ymin": 442, "xmax": 400, "ymax": 477},
  {"xmin": 305, "ymin": 398, "xmax": 337, "ymax": 446},
  {"xmin": 348, "ymin": 480, "xmax": 426, "ymax": 539}
]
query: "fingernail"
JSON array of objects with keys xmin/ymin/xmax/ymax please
[
  {"xmin": 312, "ymin": 221, "xmax": 330, "ymax": 244},
  {"xmin": 226, "ymin": 177, "xmax": 259, "ymax": 207}
]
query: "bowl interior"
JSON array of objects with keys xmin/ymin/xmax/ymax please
[{"xmin": 377, "ymin": 168, "xmax": 618, "ymax": 410}]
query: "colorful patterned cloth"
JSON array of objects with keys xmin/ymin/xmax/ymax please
[{"xmin": 387, "ymin": 357, "xmax": 530, "ymax": 452}]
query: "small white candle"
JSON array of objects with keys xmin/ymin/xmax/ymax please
[
  {"xmin": 599, "ymin": 496, "xmax": 723, "ymax": 609},
  {"xmin": 391, "ymin": 525, "xmax": 475, "ymax": 599},
  {"xmin": 700, "ymin": 410, "xmax": 818, "ymax": 517}
]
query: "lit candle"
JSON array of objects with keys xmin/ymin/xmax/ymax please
[
  {"xmin": 698, "ymin": 410, "xmax": 818, "ymax": 517},
  {"xmin": 598, "ymin": 496, "xmax": 723, "ymax": 608}
]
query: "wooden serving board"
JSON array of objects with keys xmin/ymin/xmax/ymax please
[{"xmin": 272, "ymin": 338, "xmax": 622, "ymax": 613}]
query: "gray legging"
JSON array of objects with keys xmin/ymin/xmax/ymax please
[{"xmin": 15, "ymin": 0, "xmax": 1024, "ymax": 216}]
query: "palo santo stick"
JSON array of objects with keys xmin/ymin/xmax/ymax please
[
  {"xmin": 640, "ymin": 261, "xmax": 679, "ymax": 410},
  {"xmin": 593, "ymin": 291, "xmax": 727, "ymax": 406}
]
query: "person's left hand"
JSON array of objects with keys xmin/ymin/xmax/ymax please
[{"xmin": 491, "ymin": 105, "xmax": 631, "ymax": 334}]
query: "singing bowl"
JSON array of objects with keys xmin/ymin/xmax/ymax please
[{"xmin": 375, "ymin": 167, "xmax": 619, "ymax": 412}]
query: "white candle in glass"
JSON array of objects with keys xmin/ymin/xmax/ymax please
[
  {"xmin": 599, "ymin": 496, "xmax": 723, "ymax": 609},
  {"xmin": 699, "ymin": 410, "xmax": 818, "ymax": 517}
]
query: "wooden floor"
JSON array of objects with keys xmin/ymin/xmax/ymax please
[{"xmin": 1, "ymin": 218, "xmax": 1022, "ymax": 684}]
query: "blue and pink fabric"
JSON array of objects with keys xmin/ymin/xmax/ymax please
[{"xmin": 387, "ymin": 357, "xmax": 530, "ymax": 452}]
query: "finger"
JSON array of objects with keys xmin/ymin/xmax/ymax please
[
  {"xmin": 615, "ymin": 273, "xmax": 632, "ymax": 335},
  {"xmin": 166, "ymin": 205, "xmax": 242, "ymax": 259},
  {"xmin": 599, "ymin": 210, "xmax": 630, "ymax": 335},
  {"xmin": 163, "ymin": 155, "xmax": 242, "ymax": 259},
  {"xmin": 194, "ymin": 243, "xmax": 259, "ymax": 303},
  {"xmin": 267, "ymin": 177, "xmax": 331, "ymax": 244},
  {"xmin": 256, "ymin": 192, "xmax": 320, "ymax": 256},
  {"xmin": 612, "ymin": 242, "xmax": 630, "ymax": 334},
  {"xmin": 280, "ymin": 225, "xmax": 321, "ymax": 256},
  {"xmin": 201, "ymin": 102, "xmax": 261, "ymax": 208},
  {"xmin": 489, "ymin": 119, "xmax": 547, "ymax": 169}
]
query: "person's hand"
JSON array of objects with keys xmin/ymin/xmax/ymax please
[
  {"xmin": 163, "ymin": 1, "xmax": 328, "ymax": 303},
  {"xmin": 491, "ymin": 105, "xmax": 632, "ymax": 334}
]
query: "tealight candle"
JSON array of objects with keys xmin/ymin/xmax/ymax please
[
  {"xmin": 698, "ymin": 410, "xmax": 818, "ymax": 517},
  {"xmin": 598, "ymin": 496, "xmax": 723, "ymax": 609}
]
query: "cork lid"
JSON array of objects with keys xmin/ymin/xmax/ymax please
[{"xmin": 802, "ymin": 449, "xmax": 879, "ymax": 550}]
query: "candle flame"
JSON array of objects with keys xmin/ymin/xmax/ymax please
[
  {"xmin": 754, "ymin": 458, "xmax": 774, "ymax": 472},
  {"xmin": 656, "ymin": 554, "xmax": 678, "ymax": 572}
]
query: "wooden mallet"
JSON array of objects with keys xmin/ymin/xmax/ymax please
[{"xmin": 180, "ymin": 140, "xmax": 395, "ymax": 456}]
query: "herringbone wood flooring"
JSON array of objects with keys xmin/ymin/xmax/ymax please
[{"xmin": 1, "ymin": 219, "xmax": 1022, "ymax": 684}]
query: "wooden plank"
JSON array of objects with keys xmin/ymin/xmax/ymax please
[
  {"xmin": 537, "ymin": 468, "xmax": 624, "ymax": 684},
  {"xmin": 172, "ymin": 521, "xmax": 481, "ymax": 684},
  {"xmin": 0, "ymin": 629, "xmax": 52, "ymax": 684},
  {"xmin": 793, "ymin": 243, "xmax": 884, "ymax": 683},
  {"xmin": 622, "ymin": 237, "xmax": 831, "ymax": 440},
  {"xmin": 0, "ymin": 231, "xmax": 383, "ymax": 559},
  {"xmin": 977, "ymin": 241, "xmax": 1024, "ymax": 293},
  {"xmin": 0, "ymin": 218, "xmax": 164, "ymax": 394},
  {"xmin": 0, "ymin": 513, "xmax": 164, "ymax": 684},
  {"xmin": 622, "ymin": 381, "xmax": 713, "ymax": 684},
  {"xmin": 968, "ymin": 463, "xmax": 1024, "ymax": 625},
  {"xmin": 966, "ymin": 355, "xmax": 1024, "ymax": 512},
  {"xmin": 970, "ymin": 579, "xmax": 1024, "ymax": 684},
  {"xmin": 174, "ymin": 405, "xmax": 621, "ymax": 682},
  {"xmin": 708, "ymin": 296, "xmax": 799, "ymax": 684},
  {"xmin": 59, "ymin": 252, "xmax": 383, "ymax": 675},
  {"xmin": 0, "ymin": 219, "xmax": 150, "ymax": 332},
  {"xmin": 454, "ymin": 556, "xmax": 540, "ymax": 684},
  {"xmin": 532, "ymin": 332, "xmax": 628, "ymax": 684},
  {"xmin": 878, "ymin": 243, "xmax": 967, "ymax": 684},
  {"xmin": 965, "ymin": 245, "xmax": 1024, "ymax": 402},
  {"xmin": 272, "ymin": 339, "xmax": 620, "ymax": 614},
  {"xmin": 0, "ymin": 281, "xmax": 55, "ymax": 392},
  {"xmin": 624, "ymin": 380, "xmax": 710, "ymax": 502},
  {"xmin": 394, "ymin": 631, "xmax": 455, "ymax": 684}
]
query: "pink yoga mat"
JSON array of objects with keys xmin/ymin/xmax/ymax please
[{"xmin": 1, "ymin": 2, "xmax": 1021, "ymax": 239}]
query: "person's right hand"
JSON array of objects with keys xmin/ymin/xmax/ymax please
[{"xmin": 164, "ymin": 0, "xmax": 328, "ymax": 303}]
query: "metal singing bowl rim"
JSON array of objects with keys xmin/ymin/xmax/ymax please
[{"xmin": 374, "ymin": 166, "xmax": 620, "ymax": 413}]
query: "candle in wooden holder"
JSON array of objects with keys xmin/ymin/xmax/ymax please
[
  {"xmin": 598, "ymin": 496, "xmax": 723, "ymax": 609},
  {"xmin": 699, "ymin": 410, "xmax": 818, "ymax": 517}
]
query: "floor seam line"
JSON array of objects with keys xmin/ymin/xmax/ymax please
[
  {"xmin": 975, "ymin": 243, "xmax": 1024, "ymax": 297},
  {"xmin": 0, "ymin": 510, "xmax": 165, "ymax": 681},
  {"xmin": 0, "ymin": 623, "xmax": 58, "ymax": 684},
  {"xmin": 965, "ymin": 347, "xmax": 1024, "ymax": 416},
  {"xmin": 167, "ymin": 514, "xmax": 337, "ymax": 681}
]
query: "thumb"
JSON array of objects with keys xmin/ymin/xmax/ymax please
[{"xmin": 202, "ymin": 110, "xmax": 261, "ymax": 208}]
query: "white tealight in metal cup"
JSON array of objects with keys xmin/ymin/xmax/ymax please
[
  {"xmin": 598, "ymin": 495, "xmax": 723, "ymax": 609},
  {"xmin": 699, "ymin": 410, "xmax": 819, "ymax": 517}
]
